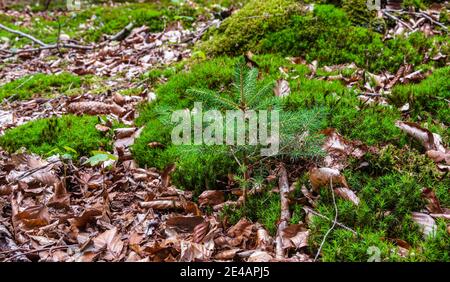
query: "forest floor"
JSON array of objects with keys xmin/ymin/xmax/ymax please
[{"xmin": 0, "ymin": 0, "xmax": 449, "ymax": 262}]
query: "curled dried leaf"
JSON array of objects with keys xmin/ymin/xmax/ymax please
[
  {"xmin": 198, "ymin": 190, "xmax": 225, "ymax": 207},
  {"xmin": 334, "ymin": 187, "xmax": 360, "ymax": 206},
  {"xmin": 309, "ymin": 167, "xmax": 349, "ymax": 192}
]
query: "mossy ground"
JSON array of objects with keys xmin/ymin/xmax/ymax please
[
  {"xmin": 199, "ymin": 2, "xmax": 449, "ymax": 73},
  {"xmin": 0, "ymin": 115, "xmax": 115, "ymax": 157},
  {"xmin": 0, "ymin": 72, "xmax": 87, "ymax": 101},
  {"xmin": 0, "ymin": 0, "xmax": 239, "ymax": 47},
  {"xmin": 1, "ymin": 0, "xmax": 449, "ymax": 261}
]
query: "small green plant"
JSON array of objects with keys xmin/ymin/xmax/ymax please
[{"xmin": 84, "ymin": 150, "xmax": 118, "ymax": 167}]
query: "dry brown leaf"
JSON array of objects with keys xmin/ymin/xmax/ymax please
[
  {"xmin": 15, "ymin": 205, "xmax": 50, "ymax": 229},
  {"xmin": 421, "ymin": 188, "xmax": 443, "ymax": 214},
  {"xmin": 113, "ymin": 93, "xmax": 126, "ymax": 106},
  {"xmin": 214, "ymin": 248, "xmax": 241, "ymax": 260},
  {"xmin": 166, "ymin": 216, "xmax": 204, "ymax": 233},
  {"xmin": 334, "ymin": 187, "xmax": 360, "ymax": 206},
  {"xmin": 198, "ymin": 190, "xmax": 225, "ymax": 207},
  {"xmin": 274, "ymin": 79, "xmax": 290, "ymax": 97},
  {"xmin": 411, "ymin": 212, "xmax": 436, "ymax": 238},
  {"xmin": 281, "ymin": 224, "xmax": 309, "ymax": 250},
  {"xmin": 95, "ymin": 124, "xmax": 111, "ymax": 132},
  {"xmin": 192, "ymin": 221, "xmax": 210, "ymax": 243},
  {"xmin": 309, "ymin": 167, "xmax": 349, "ymax": 192},
  {"xmin": 72, "ymin": 208, "xmax": 102, "ymax": 229},
  {"xmin": 395, "ymin": 121, "xmax": 445, "ymax": 152},
  {"xmin": 179, "ymin": 240, "xmax": 214, "ymax": 262},
  {"xmin": 255, "ymin": 224, "xmax": 273, "ymax": 251},
  {"xmin": 227, "ymin": 218, "xmax": 254, "ymax": 238},
  {"xmin": 426, "ymin": 150, "xmax": 450, "ymax": 164},
  {"xmin": 247, "ymin": 251, "xmax": 273, "ymax": 262},
  {"xmin": 93, "ymin": 227, "xmax": 124, "ymax": 261},
  {"xmin": 48, "ymin": 181, "xmax": 70, "ymax": 209},
  {"xmin": 0, "ymin": 185, "xmax": 13, "ymax": 196}
]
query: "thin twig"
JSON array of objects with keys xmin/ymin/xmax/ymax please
[
  {"xmin": 381, "ymin": 10, "xmax": 413, "ymax": 31},
  {"xmin": 0, "ymin": 23, "xmax": 48, "ymax": 46},
  {"xmin": 314, "ymin": 177, "xmax": 338, "ymax": 262},
  {"xmin": 3, "ymin": 245, "xmax": 69, "ymax": 262},
  {"xmin": 16, "ymin": 159, "xmax": 61, "ymax": 181}
]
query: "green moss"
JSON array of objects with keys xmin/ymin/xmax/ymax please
[
  {"xmin": 198, "ymin": 0, "xmax": 303, "ymax": 55},
  {"xmin": 0, "ymin": 2, "xmax": 203, "ymax": 47},
  {"xmin": 0, "ymin": 115, "xmax": 113, "ymax": 156},
  {"xmin": 341, "ymin": 0, "xmax": 375, "ymax": 26},
  {"xmin": 390, "ymin": 66, "xmax": 450, "ymax": 125},
  {"xmin": 284, "ymin": 77, "xmax": 405, "ymax": 145},
  {"xmin": 200, "ymin": 3, "xmax": 447, "ymax": 73},
  {"xmin": 0, "ymin": 73, "xmax": 83, "ymax": 101}
]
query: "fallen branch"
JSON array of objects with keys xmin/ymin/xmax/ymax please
[
  {"xmin": 381, "ymin": 10, "xmax": 413, "ymax": 31},
  {"xmin": 275, "ymin": 165, "xmax": 290, "ymax": 259},
  {"xmin": 0, "ymin": 23, "xmax": 93, "ymax": 57},
  {"xmin": 109, "ymin": 22, "xmax": 134, "ymax": 42},
  {"xmin": 416, "ymin": 12, "xmax": 448, "ymax": 31},
  {"xmin": 0, "ymin": 23, "xmax": 48, "ymax": 47}
]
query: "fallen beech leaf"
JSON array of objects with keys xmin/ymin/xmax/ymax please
[
  {"xmin": 421, "ymin": 188, "xmax": 443, "ymax": 214},
  {"xmin": 48, "ymin": 181, "xmax": 70, "ymax": 209},
  {"xmin": 309, "ymin": 167, "xmax": 349, "ymax": 192},
  {"xmin": 114, "ymin": 127, "xmax": 144, "ymax": 150},
  {"xmin": 179, "ymin": 240, "xmax": 214, "ymax": 262},
  {"xmin": 281, "ymin": 224, "xmax": 309, "ymax": 250},
  {"xmin": 334, "ymin": 187, "xmax": 360, "ymax": 206},
  {"xmin": 15, "ymin": 205, "xmax": 50, "ymax": 229},
  {"xmin": 395, "ymin": 121, "xmax": 445, "ymax": 152},
  {"xmin": 95, "ymin": 124, "xmax": 111, "ymax": 132},
  {"xmin": 274, "ymin": 79, "xmax": 290, "ymax": 97},
  {"xmin": 198, "ymin": 190, "xmax": 225, "ymax": 207},
  {"xmin": 113, "ymin": 93, "xmax": 126, "ymax": 106},
  {"xmin": 166, "ymin": 216, "xmax": 204, "ymax": 233},
  {"xmin": 256, "ymin": 225, "xmax": 273, "ymax": 251},
  {"xmin": 227, "ymin": 218, "xmax": 254, "ymax": 238},
  {"xmin": 247, "ymin": 251, "xmax": 273, "ymax": 262},
  {"xmin": 214, "ymin": 248, "xmax": 241, "ymax": 260},
  {"xmin": 114, "ymin": 128, "xmax": 136, "ymax": 139},
  {"xmin": 411, "ymin": 212, "xmax": 436, "ymax": 238},
  {"xmin": 161, "ymin": 163, "xmax": 176, "ymax": 187},
  {"xmin": 93, "ymin": 227, "xmax": 124, "ymax": 261},
  {"xmin": 193, "ymin": 221, "xmax": 210, "ymax": 243},
  {"xmin": 426, "ymin": 150, "xmax": 450, "ymax": 164},
  {"xmin": 72, "ymin": 208, "xmax": 102, "ymax": 228},
  {"xmin": 0, "ymin": 185, "xmax": 13, "ymax": 196}
]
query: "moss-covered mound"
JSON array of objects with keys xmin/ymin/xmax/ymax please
[
  {"xmin": 199, "ymin": 2, "xmax": 449, "ymax": 73},
  {"xmin": 0, "ymin": 115, "xmax": 113, "ymax": 156}
]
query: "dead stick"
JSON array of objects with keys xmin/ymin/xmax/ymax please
[
  {"xmin": 275, "ymin": 165, "xmax": 290, "ymax": 259},
  {"xmin": 381, "ymin": 10, "xmax": 413, "ymax": 31},
  {"xmin": 0, "ymin": 23, "xmax": 48, "ymax": 47},
  {"xmin": 3, "ymin": 245, "xmax": 69, "ymax": 262}
]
